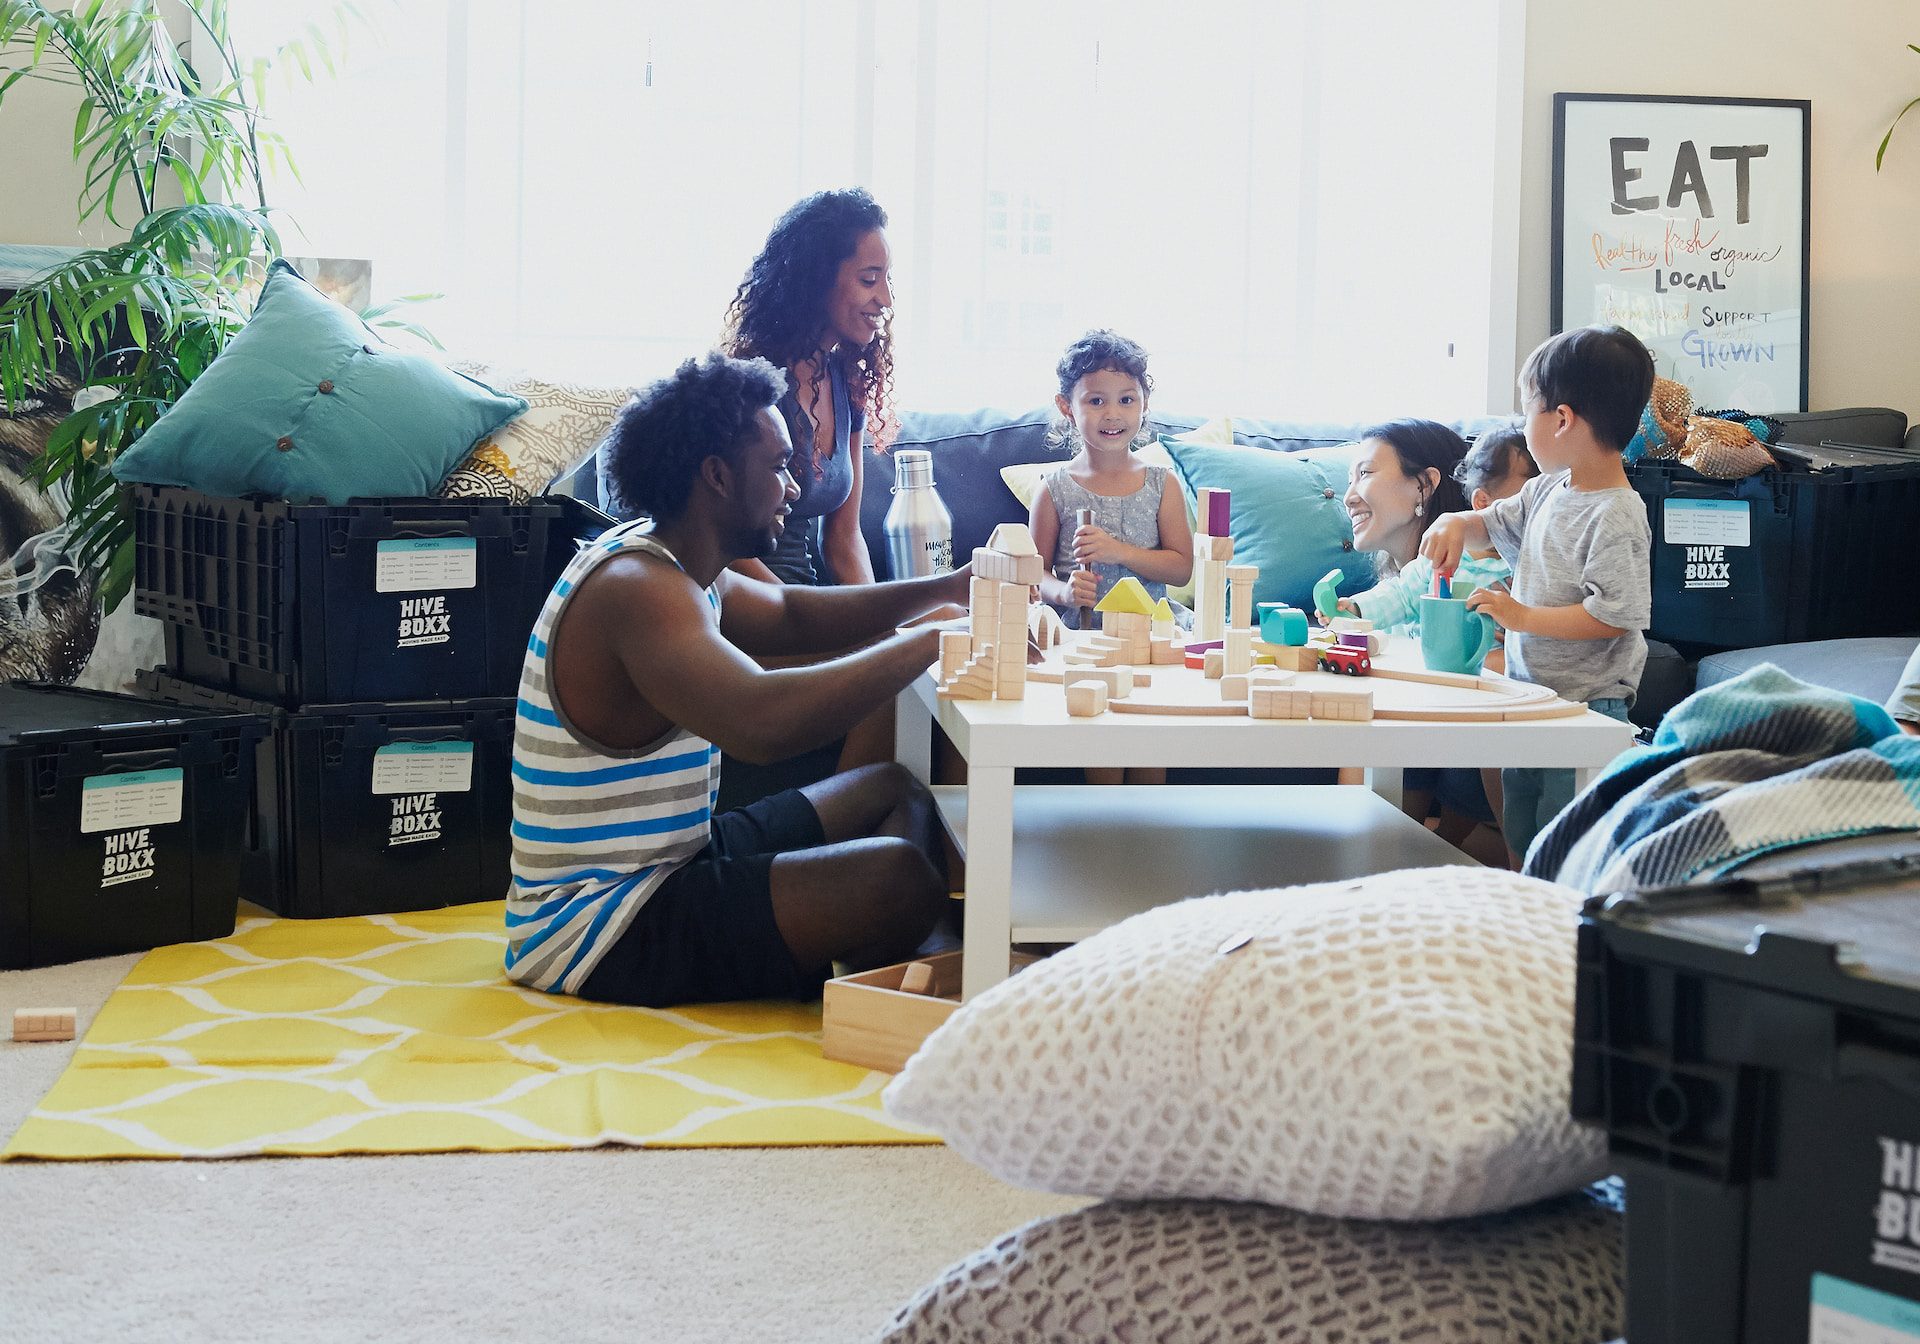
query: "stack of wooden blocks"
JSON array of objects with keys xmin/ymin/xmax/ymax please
[
  {"xmin": 940, "ymin": 524, "xmax": 1045, "ymax": 702},
  {"xmin": 12, "ymin": 1006, "xmax": 76, "ymax": 1042}
]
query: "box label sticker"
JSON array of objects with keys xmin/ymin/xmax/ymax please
[
  {"xmin": 1664, "ymin": 497, "xmax": 1751, "ymax": 547},
  {"xmin": 1877, "ymin": 1138, "xmax": 1920, "ymax": 1277},
  {"xmin": 376, "ymin": 537, "xmax": 477, "ymax": 593},
  {"xmin": 1811, "ymin": 1273, "xmax": 1920, "ymax": 1342},
  {"xmin": 371, "ymin": 742, "xmax": 473, "ymax": 795},
  {"xmin": 395, "ymin": 594, "xmax": 453, "ymax": 648},
  {"xmin": 81, "ymin": 768, "xmax": 183, "ymax": 834},
  {"xmin": 99, "ymin": 826, "xmax": 159, "ymax": 887}
]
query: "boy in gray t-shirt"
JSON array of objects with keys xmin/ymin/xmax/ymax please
[{"xmin": 1422, "ymin": 325, "xmax": 1655, "ymax": 867}]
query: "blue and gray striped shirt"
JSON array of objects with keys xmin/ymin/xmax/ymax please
[{"xmin": 504, "ymin": 522, "xmax": 722, "ymax": 993}]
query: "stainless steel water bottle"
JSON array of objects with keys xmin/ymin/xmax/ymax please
[{"xmin": 882, "ymin": 449, "xmax": 954, "ymax": 579}]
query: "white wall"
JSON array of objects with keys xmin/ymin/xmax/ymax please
[{"xmin": 1520, "ymin": 0, "xmax": 1920, "ymax": 420}]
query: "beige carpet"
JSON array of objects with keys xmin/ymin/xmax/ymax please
[{"xmin": 2, "ymin": 948, "xmax": 1086, "ymax": 1343}]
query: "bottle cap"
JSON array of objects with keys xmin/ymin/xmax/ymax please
[{"xmin": 894, "ymin": 449, "xmax": 935, "ymax": 490}]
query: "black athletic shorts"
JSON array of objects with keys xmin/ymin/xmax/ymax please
[{"xmin": 577, "ymin": 786, "xmax": 829, "ymax": 1008}]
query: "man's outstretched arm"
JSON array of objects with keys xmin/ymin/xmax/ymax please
[
  {"xmin": 590, "ymin": 557, "xmax": 952, "ymax": 764},
  {"xmin": 719, "ymin": 564, "xmax": 972, "ymax": 658}
]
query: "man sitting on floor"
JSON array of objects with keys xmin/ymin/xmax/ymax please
[{"xmin": 505, "ymin": 352, "xmax": 972, "ymax": 1007}]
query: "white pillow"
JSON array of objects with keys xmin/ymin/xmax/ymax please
[
  {"xmin": 883, "ymin": 868, "xmax": 1605, "ymax": 1220},
  {"xmin": 436, "ymin": 359, "xmax": 633, "ymax": 502},
  {"xmin": 875, "ymin": 1188, "xmax": 1625, "ymax": 1344}
]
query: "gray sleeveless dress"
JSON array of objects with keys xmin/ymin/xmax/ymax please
[{"xmin": 1042, "ymin": 465, "xmax": 1171, "ymax": 630}]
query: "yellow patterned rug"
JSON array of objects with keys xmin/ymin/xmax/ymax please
[{"xmin": 3, "ymin": 901, "xmax": 934, "ymax": 1160}]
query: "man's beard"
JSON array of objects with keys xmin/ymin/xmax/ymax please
[{"xmin": 726, "ymin": 516, "xmax": 783, "ymax": 562}]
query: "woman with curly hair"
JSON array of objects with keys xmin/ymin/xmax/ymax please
[
  {"xmin": 715, "ymin": 188, "xmax": 905, "ymax": 794},
  {"xmin": 722, "ymin": 186, "xmax": 896, "ymax": 591}
]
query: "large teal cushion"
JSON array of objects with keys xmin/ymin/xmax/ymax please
[
  {"xmin": 1161, "ymin": 436, "xmax": 1375, "ymax": 615},
  {"xmin": 113, "ymin": 260, "xmax": 526, "ymax": 503}
]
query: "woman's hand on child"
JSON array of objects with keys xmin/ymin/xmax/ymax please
[
  {"xmin": 1071, "ymin": 524, "xmax": 1125, "ymax": 566},
  {"xmin": 1464, "ymin": 584, "xmax": 1526, "ymax": 633},
  {"xmin": 1419, "ymin": 516, "xmax": 1471, "ymax": 574}
]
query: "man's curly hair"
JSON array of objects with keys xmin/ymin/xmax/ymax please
[
  {"xmin": 722, "ymin": 187, "xmax": 897, "ymax": 463},
  {"xmin": 602, "ymin": 353, "xmax": 787, "ymax": 521}
]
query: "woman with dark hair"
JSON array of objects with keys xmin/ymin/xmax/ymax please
[
  {"xmin": 1331, "ymin": 418, "xmax": 1526, "ymax": 864},
  {"xmin": 711, "ymin": 188, "xmax": 906, "ymax": 795},
  {"xmin": 722, "ymin": 186, "xmax": 895, "ymax": 591}
]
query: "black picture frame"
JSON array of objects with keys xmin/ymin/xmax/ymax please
[{"xmin": 1551, "ymin": 93, "xmax": 1811, "ymax": 411}]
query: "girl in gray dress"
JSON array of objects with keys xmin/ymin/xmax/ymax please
[{"xmin": 1028, "ymin": 330, "xmax": 1193, "ymax": 631}]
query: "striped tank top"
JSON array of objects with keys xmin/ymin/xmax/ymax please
[{"xmin": 504, "ymin": 522, "xmax": 722, "ymax": 993}]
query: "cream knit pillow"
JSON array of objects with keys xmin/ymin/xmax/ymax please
[
  {"xmin": 875, "ymin": 1188, "xmax": 1625, "ymax": 1344},
  {"xmin": 883, "ymin": 868, "xmax": 1606, "ymax": 1220}
]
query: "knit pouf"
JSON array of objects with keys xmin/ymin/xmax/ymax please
[
  {"xmin": 884, "ymin": 868, "xmax": 1606, "ymax": 1219},
  {"xmin": 874, "ymin": 1187, "xmax": 1625, "ymax": 1344}
]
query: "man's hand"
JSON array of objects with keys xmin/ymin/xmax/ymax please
[
  {"xmin": 1419, "ymin": 515, "xmax": 1474, "ymax": 574},
  {"xmin": 1072, "ymin": 523, "xmax": 1125, "ymax": 566},
  {"xmin": 1465, "ymin": 583, "xmax": 1527, "ymax": 633}
]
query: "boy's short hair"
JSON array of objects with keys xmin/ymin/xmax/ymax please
[
  {"xmin": 1519, "ymin": 325, "xmax": 1656, "ymax": 453},
  {"xmin": 603, "ymin": 352, "xmax": 787, "ymax": 520}
]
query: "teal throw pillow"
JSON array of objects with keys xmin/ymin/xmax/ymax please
[
  {"xmin": 113, "ymin": 260, "xmax": 527, "ymax": 503},
  {"xmin": 1161, "ymin": 435, "xmax": 1375, "ymax": 616}
]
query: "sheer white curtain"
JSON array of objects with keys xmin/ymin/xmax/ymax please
[{"xmin": 233, "ymin": 1, "xmax": 1514, "ymax": 418}]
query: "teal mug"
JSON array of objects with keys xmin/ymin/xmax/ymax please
[{"xmin": 1419, "ymin": 595, "xmax": 1498, "ymax": 675}]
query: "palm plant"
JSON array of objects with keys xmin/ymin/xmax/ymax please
[
  {"xmin": 0, "ymin": 0, "xmax": 353, "ymax": 611},
  {"xmin": 1879, "ymin": 42, "xmax": 1920, "ymax": 170}
]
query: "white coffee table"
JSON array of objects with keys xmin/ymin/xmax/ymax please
[{"xmin": 896, "ymin": 658, "xmax": 1637, "ymax": 1000}]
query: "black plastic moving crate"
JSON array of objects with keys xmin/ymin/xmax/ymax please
[
  {"xmin": 1572, "ymin": 856, "xmax": 1920, "ymax": 1344},
  {"xmin": 0, "ymin": 683, "xmax": 268, "ymax": 969},
  {"xmin": 130, "ymin": 486, "xmax": 582, "ymax": 705},
  {"xmin": 140, "ymin": 672, "xmax": 514, "ymax": 919},
  {"xmin": 1628, "ymin": 440, "xmax": 1920, "ymax": 655}
]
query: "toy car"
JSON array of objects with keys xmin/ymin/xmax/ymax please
[{"xmin": 1318, "ymin": 646, "xmax": 1372, "ymax": 676}]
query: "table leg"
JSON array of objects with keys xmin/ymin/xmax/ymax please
[
  {"xmin": 1365, "ymin": 765, "xmax": 1404, "ymax": 811},
  {"xmin": 896, "ymin": 679, "xmax": 933, "ymax": 783},
  {"xmin": 959, "ymin": 764, "xmax": 1016, "ymax": 1002},
  {"xmin": 1574, "ymin": 764, "xmax": 1600, "ymax": 795}
]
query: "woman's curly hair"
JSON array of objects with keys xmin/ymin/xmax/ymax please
[
  {"xmin": 602, "ymin": 353, "xmax": 787, "ymax": 521},
  {"xmin": 722, "ymin": 187, "xmax": 897, "ymax": 465}
]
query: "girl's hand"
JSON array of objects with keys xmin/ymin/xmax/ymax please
[
  {"xmin": 1465, "ymin": 584, "xmax": 1526, "ymax": 633},
  {"xmin": 1071, "ymin": 524, "xmax": 1124, "ymax": 566},
  {"xmin": 1316, "ymin": 597, "xmax": 1360, "ymax": 627},
  {"xmin": 1065, "ymin": 567, "xmax": 1098, "ymax": 609}
]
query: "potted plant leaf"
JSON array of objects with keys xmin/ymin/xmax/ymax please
[{"xmin": 0, "ymin": 0, "xmax": 354, "ymax": 655}]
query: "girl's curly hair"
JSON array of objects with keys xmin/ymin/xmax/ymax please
[
  {"xmin": 1046, "ymin": 329, "xmax": 1155, "ymax": 453},
  {"xmin": 722, "ymin": 188, "xmax": 897, "ymax": 466}
]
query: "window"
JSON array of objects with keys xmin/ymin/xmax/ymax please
[{"xmin": 232, "ymin": 1, "xmax": 1515, "ymax": 419}]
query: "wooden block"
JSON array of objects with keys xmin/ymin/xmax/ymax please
[
  {"xmin": 987, "ymin": 522, "xmax": 1040, "ymax": 556},
  {"xmin": 1197, "ymin": 534, "xmax": 1235, "ymax": 561},
  {"xmin": 1225, "ymin": 628, "xmax": 1253, "ymax": 675},
  {"xmin": 1309, "ymin": 688, "xmax": 1375, "ymax": 721},
  {"xmin": 12, "ymin": 1007, "xmax": 77, "ymax": 1043},
  {"xmin": 1330, "ymin": 616, "xmax": 1374, "ymax": 635},
  {"xmin": 1248, "ymin": 667, "xmax": 1294, "ymax": 686},
  {"xmin": 1067, "ymin": 667, "xmax": 1133, "ymax": 697},
  {"xmin": 1066, "ymin": 682, "xmax": 1109, "ymax": 716},
  {"xmin": 1151, "ymin": 637, "xmax": 1181, "ymax": 665},
  {"xmin": 1258, "ymin": 643, "xmax": 1322, "ymax": 672},
  {"xmin": 898, "ymin": 961, "xmax": 935, "ymax": 995},
  {"xmin": 1226, "ymin": 564, "xmax": 1259, "ymax": 586},
  {"xmin": 1220, "ymin": 674, "xmax": 1248, "ymax": 700},
  {"xmin": 939, "ymin": 630, "xmax": 971, "ymax": 679},
  {"xmin": 1203, "ymin": 649, "xmax": 1225, "ymax": 679}
]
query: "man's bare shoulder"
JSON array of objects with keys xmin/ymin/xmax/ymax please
[{"xmin": 568, "ymin": 550, "xmax": 709, "ymax": 628}]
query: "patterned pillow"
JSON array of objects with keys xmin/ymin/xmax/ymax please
[
  {"xmin": 435, "ymin": 361, "xmax": 633, "ymax": 503},
  {"xmin": 875, "ymin": 1188, "xmax": 1625, "ymax": 1344},
  {"xmin": 884, "ymin": 868, "xmax": 1606, "ymax": 1220}
]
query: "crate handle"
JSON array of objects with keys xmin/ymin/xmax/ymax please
[{"xmin": 1836, "ymin": 1040, "xmax": 1920, "ymax": 1101}]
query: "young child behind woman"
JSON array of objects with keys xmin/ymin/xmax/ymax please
[{"xmin": 1029, "ymin": 330, "xmax": 1193, "ymax": 784}]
